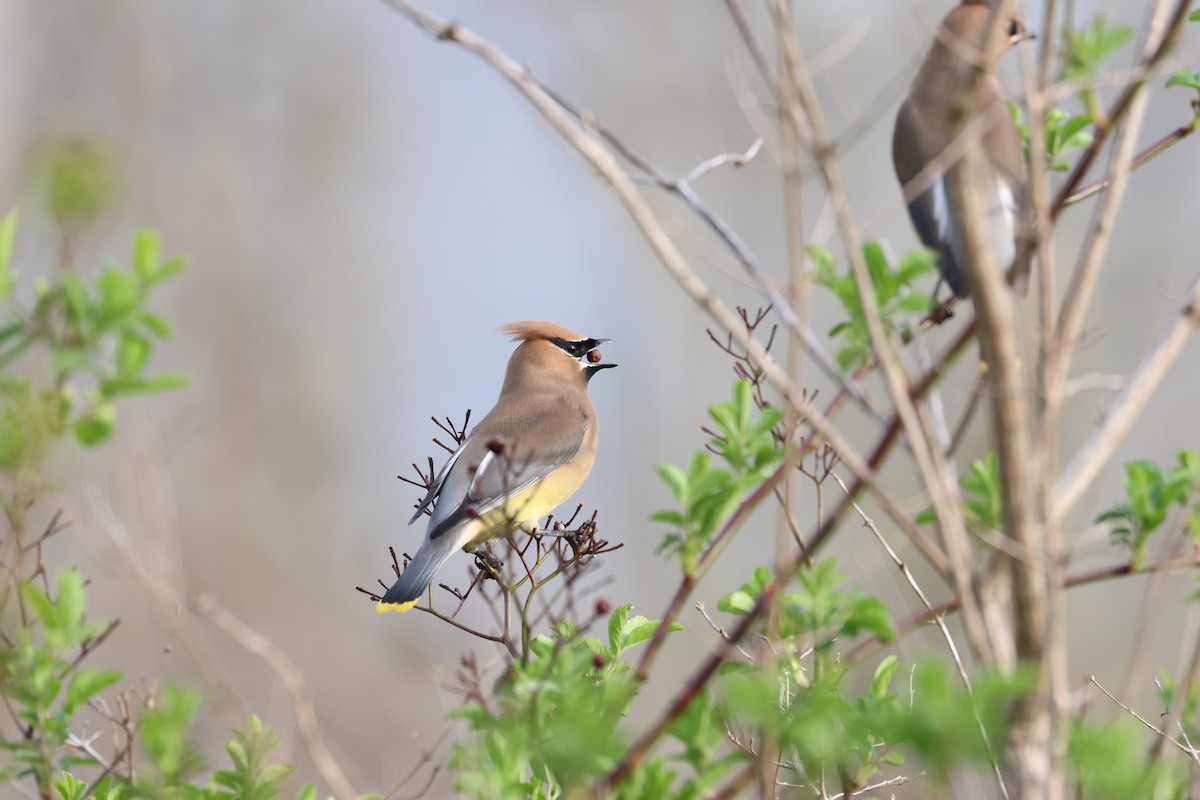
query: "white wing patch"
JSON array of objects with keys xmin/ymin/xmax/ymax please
[
  {"xmin": 468, "ymin": 450, "xmax": 497, "ymax": 498},
  {"xmin": 997, "ymin": 182, "xmax": 1016, "ymax": 236},
  {"xmin": 991, "ymin": 180, "xmax": 1018, "ymax": 268},
  {"xmin": 930, "ymin": 178, "xmax": 951, "ymax": 242}
]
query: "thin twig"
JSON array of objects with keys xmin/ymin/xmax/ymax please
[
  {"xmin": 1089, "ymin": 675, "xmax": 1199, "ymax": 758},
  {"xmin": 1056, "ymin": 274, "xmax": 1200, "ymax": 514},
  {"xmin": 846, "ymin": 554, "xmax": 1200, "ymax": 664}
]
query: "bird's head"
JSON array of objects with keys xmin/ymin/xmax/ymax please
[
  {"xmin": 942, "ymin": 2, "xmax": 1035, "ymax": 61},
  {"xmin": 500, "ymin": 320, "xmax": 617, "ymax": 389}
]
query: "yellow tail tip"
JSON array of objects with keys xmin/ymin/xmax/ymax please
[{"xmin": 376, "ymin": 599, "xmax": 419, "ymax": 614}]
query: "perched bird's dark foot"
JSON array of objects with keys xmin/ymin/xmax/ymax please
[
  {"xmin": 930, "ymin": 302, "xmax": 956, "ymax": 325},
  {"xmin": 472, "ymin": 546, "xmax": 504, "ymax": 577}
]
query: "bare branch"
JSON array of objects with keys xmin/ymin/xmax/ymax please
[
  {"xmin": 1056, "ymin": 275, "xmax": 1200, "ymax": 514},
  {"xmin": 1090, "ymin": 675, "xmax": 1199, "ymax": 759}
]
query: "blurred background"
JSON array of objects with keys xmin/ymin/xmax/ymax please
[{"xmin": 1, "ymin": 0, "xmax": 1198, "ymax": 796}]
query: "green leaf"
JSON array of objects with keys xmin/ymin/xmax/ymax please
[
  {"xmin": 74, "ymin": 402, "xmax": 117, "ymax": 447},
  {"xmin": 96, "ymin": 266, "xmax": 140, "ymax": 323},
  {"xmin": 55, "ymin": 772, "xmax": 89, "ymax": 800},
  {"xmin": 1064, "ymin": 17, "xmax": 1134, "ymax": 81},
  {"xmin": 151, "ymin": 256, "xmax": 187, "ymax": 285},
  {"xmin": 132, "ymin": 230, "xmax": 159, "ymax": 280},
  {"xmin": 616, "ymin": 615, "xmax": 669, "ymax": 654},
  {"xmin": 57, "ymin": 567, "xmax": 86, "ymax": 628},
  {"xmin": 24, "ymin": 576, "xmax": 60, "ymax": 630},
  {"xmin": 650, "ymin": 509, "xmax": 684, "ymax": 526},
  {"xmin": 718, "ymin": 590, "xmax": 756, "ymax": 615},
  {"xmin": 1166, "ymin": 68, "xmax": 1200, "ymax": 92},
  {"xmin": 607, "ymin": 604, "xmax": 631, "ymax": 656},
  {"xmin": 871, "ymin": 655, "xmax": 900, "ymax": 697},
  {"xmin": 140, "ymin": 684, "xmax": 206, "ymax": 782},
  {"xmin": 0, "ymin": 210, "xmax": 17, "ymax": 300},
  {"xmin": 137, "ymin": 310, "xmax": 174, "ymax": 338},
  {"xmin": 655, "ymin": 463, "xmax": 688, "ymax": 503},
  {"xmin": 33, "ymin": 136, "xmax": 120, "ymax": 226},
  {"xmin": 66, "ymin": 669, "xmax": 122, "ymax": 714},
  {"xmin": 61, "ymin": 273, "xmax": 91, "ymax": 322},
  {"xmin": 894, "ymin": 293, "xmax": 934, "ymax": 315},
  {"xmin": 101, "ymin": 371, "xmax": 189, "ymax": 397},
  {"xmin": 51, "ymin": 347, "xmax": 91, "ymax": 377},
  {"xmin": 116, "ymin": 330, "xmax": 152, "ymax": 377}
]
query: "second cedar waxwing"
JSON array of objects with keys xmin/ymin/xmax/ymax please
[
  {"xmin": 892, "ymin": 0, "xmax": 1033, "ymax": 298},
  {"xmin": 377, "ymin": 321, "xmax": 616, "ymax": 613}
]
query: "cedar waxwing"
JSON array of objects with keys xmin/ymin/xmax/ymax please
[
  {"xmin": 892, "ymin": 0, "xmax": 1034, "ymax": 298},
  {"xmin": 377, "ymin": 321, "xmax": 616, "ymax": 613}
]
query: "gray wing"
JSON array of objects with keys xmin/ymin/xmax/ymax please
[
  {"xmin": 426, "ymin": 399, "xmax": 589, "ymax": 541},
  {"xmin": 407, "ymin": 442, "xmax": 467, "ymax": 525},
  {"xmin": 894, "ymin": 98, "xmax": 1026, "ymax": 298},
  {"xmin": 894, "ymin": 100, "xmax": 969, "ymax": 297}
]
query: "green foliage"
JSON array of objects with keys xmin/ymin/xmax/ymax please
[
  {"xmin": 717, "ymin": 658, "xmax": 1034, "ymax": 791},
  {"xmin": 1096, "ymin": 451, "xmax": 1200, "ymax": 566},
  {"xmin": 1063, "ymin": 16, "xmax": 1135, "ymax": 121},
  {"xmin": 0, "ymin": 212, "xmax": 16, "ymax": 301},
  {"xmin": 662, "ymin": 691, "xmax": 743, "ymax": 797},
  {"xmin": 960, "ymin": 451, "xmax": 1003, "ymax": 531},
  {"xmin": 718, "ymin": 560, "xmax": 894, "ymax": 677},
  {"xmin": 0, "ymin": 571, "xmax": 308, "ymax": 800},
  {"xmin": 0, "ymin": 217, "xmax": 332, "ymax": 800},
  {"xmin": 450, "ymin": 606, "xmax": 680, "ymax": 798},
  {"xmin": 140, "ymin": 684, "xmax": 208, "ymax": 788},
  {"xmin": 57, "ymin": 712, "xmax": 326, "ymax": 800},
  {"xmin": 212, "ymin": 716, "xmax": 298, "ymax": 800},
  {"xmin": 1012, "ymin": 104, "xmax": 1095, "ymax": 173},
  {"xmin": 0, "ymin": 214, "xmax": 186, "ymax": 526},
  {"xmin": 1063, "ymin": 16, "xmax": 1134, "ymax": 82},
  {"xmin": 27, "ymin": 136, "xmax": 121, "ymax": 229},
  {"xmin": 1166, "ymin": 68, "xmax": 1200, "ymax": 125},
  {"xmin": 0, "ymin": 569, "xmax": 119, "ymax": 797},
  {"xmin": 1067, "ymin": 718, "xmax": 1184, "ymax": 799},
  {"xmin": 1167, "ymin": 68, "xmax": 1200, "ymax": 93},
  {"xmin": 812, "ymin": 242, "xmax": 933, "ymax": 373},
  {"xmin": 917, "ymin": 451, "xmax": 1004, "ymax": 532},
  {"xmin": 718, "ymin": 658, "xmax": 904, "ymax": 790},
  {"xmin": 888, "ymin": 663, "xmax": 1035, "ymax": 784},
  {"xmin": 653, "ymin": 381, "xmax": 784, "ymax": 572}
]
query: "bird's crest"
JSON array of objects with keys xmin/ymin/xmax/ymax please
[{"xmin": 501, "ymin": 320, "xmax": 587, "ymax": 343}]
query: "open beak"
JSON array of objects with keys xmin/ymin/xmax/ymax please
[{"xmin": 584, "ymin": 338, "xmax": 616, "ymax": 380}]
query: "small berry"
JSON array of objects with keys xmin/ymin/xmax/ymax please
[
  {"xmin": 486, "ymin": 436, "xmax": 506, "ymax": 454},
  {"xmin": 595, "ymin": 597, "xmax": 612, "ymax": 615}
]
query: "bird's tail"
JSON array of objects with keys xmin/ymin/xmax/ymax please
[{"xmin": 376, "ymin": 529, "xmax": 467, "ymax": 614}]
